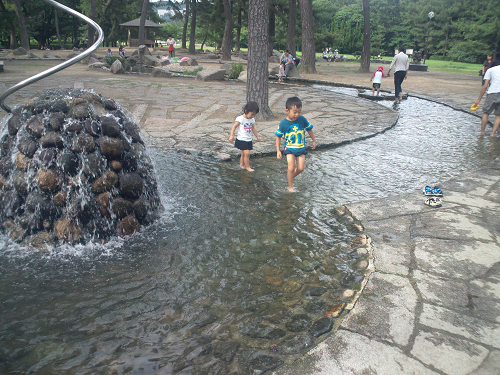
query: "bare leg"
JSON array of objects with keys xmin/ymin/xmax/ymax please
[
  {"xmin": 480, "ymin": 113, "xmax": 489, "ymax": 135},
  {"xmin": 243, "ymin": 150, "xmax": 254, "ymax": 172},
  {"xmin": 490, "ymin": 115, "xmax": 500, "ymax": 136},
  {"xmin": 371, "ymin": 88, "xmax": 375, "ymax": 96},
  {"xmin": 286, "ymin": 154, "xmax": 297, "ymax": 191},
  {"xmin": 240, "ymin": 152, "xmax": 245, "ymax": 169},
  {"xmin": 377, "ymin": 89, "xmax": 380, "ymax": 96}
]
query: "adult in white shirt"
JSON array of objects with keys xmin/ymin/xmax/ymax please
[
  {"xmin": 474, "ymin": 59, "xmax": 500, "ymax": 136},
  {"xmin": 387, "ymin": 46, "xmax": 409, "ymax": 103}
]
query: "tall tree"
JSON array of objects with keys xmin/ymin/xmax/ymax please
[
  {"xmin": 182, "ymin": 0, "xmax": 189, "ymax": 48},
  {"xmin": 139, "ymin": 0, "xmax": 149, "ymax": 45},
  {"xmin": 11, "ymin": 0, "xmax": 29, "ymax": 50},
  {"xmin": 235, "ymin": 0, "xmax": 243, "ymax": 51},
  {"xmin": 189, "ymin": 0, "xmax": 197, "ymax": 54},
  {"xmin": 247, "ymin": 0, "xmax": 273, "ymax": 119},
  {"xmin": 286, "ymin": 0, "xmax": 297, "ymax": 55},
  {"xmin": 54, "ymin": 9, "xmax": 63, "ymax": 49},
  {"xmin": 87, "ymin": 0, "xmax": 97, "ymax": 48},
  {"xmin": 268, "ymin": 6, "xmax": 275, "ymax": 56},
  {"xmin": 221, "ymin": 0, "xmax": 233, "ymax": 60},
  {"xmin": 0, "ymin": 0, "xmax": 17, "ymax": 49},
  {"xmin": 298, "ymin": 0, "xmax": 316, "ymax": 73},
  {"xmin": 359, "ymin": 0, "xmax": 370, "ymax": 72}
]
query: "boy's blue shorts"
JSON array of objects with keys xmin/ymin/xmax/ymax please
[
  {"xmin": 283, "ymin": 148, "xmax": 308, "ymax": 156},
  {"xmin": 373, "ymin": 83, "xmax": 381, "ymax": 89}
]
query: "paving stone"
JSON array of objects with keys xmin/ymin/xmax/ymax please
[
  {"xmin": 272, "ymin": 330, "xmax": 437, "ymax": 375},
  {"xmin": 348, "ymin": 194, "xmax": 424, "ymax": 222},
  {"xmin": 341, "ymin": 273, "xmax": 417, "ymax": 346},
  {"xmin": 414, "ymin": 270, "xmax": 469, "ymax": 309},
  {"xmin": 468, "ymin": 349, "xmax": 500, "ymax": 375},
  {"xmin": 372, "ymin": 242, "xmax": 411, "ymax": 275},
  {"xmin": 411, "ymin": 330, "xmax": 489, "ymax": 375},
  {"xmin": 420, "ymin": 303, "xmax": 500, "ymax": 348},
  {"xmin": 415, "ymin": 238, "xmax": 500, "ymax": 279}
]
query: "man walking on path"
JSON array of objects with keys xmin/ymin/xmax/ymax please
[
  {"xmin": 474, "ymin": 59, "xmax": 500, "ymax": 136},
  {"xmin": 387, "ymin": 46, "xmax": 409, "ymax": 103}
]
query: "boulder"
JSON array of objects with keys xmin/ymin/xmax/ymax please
[
  {"xmin": 68, "ymin": 103, "xmax": 91, "ymax": 120},
  {"xmin": 49, "ymin": 112, "xmax": 65, "ymax": 130},
  {"xmin": 84, "ymin": 118, "xmax": 101, "ymax": 137},
  {"xmin": 219, "ymin": 63, "xmax": 232, "ymax": 74},
  {"xmin": 109, "ymin": 160, "xmax": 122, "ymax": 172},
  {"xmin": 92, "ymin": 170, "xmax": 118, "ymax": 193},
  {"xmin": 287, "ymin": 64, "xmax": 300, "ymax": 78},
  {"xmin": 15, "ymin": 153, "xmax": 31, "ymax": 171},
  {"xmin": 21, "ymin": 231, "xmax": 56, "ymax": 248},
  {"xmin": 41, "ymin": 132, "xmax": 65, "ymax": 148},
  {"xmin": 99, "ymin": 136, "xmax": 124, "ymax": 157},
  {"xmin": 54, "ymin": 217, "xmax": 83, "ymax": 243},
  {"xmin": 82, "ymin": 153, "xmax": 106, "ymax": 178},
  {"xmin": 143, "ymin": 55, "xmax": 163, "ymax": 66},
  {"xmin": 269, "ymin": 56, "xmax": 280, "ymax": 63},
  {"xmin": 119, "ymin": 172, "xmax": 143, "ymax": 199},
  {"xmin": 196, "ymin": 69, "xmax": 226, "ymax": 82},
  {"xmin": 152, "ymin": 68, "xmax": 173, "ymax": 78},
  {"xmin": 53, "ymin": 191, "xmax": 67, "ymax": 206},
  {"xmin": 4, "ymin": 219, "xmax": 26, "ymax": 241},
  {"xmin": 36, "ymin": 169, "xmax": 62, "ymax": 191},
  {"xmin": 238, "ymin": 52, "xmax": 248, "ymax": 60},
  {"xmin": 57, "ymin": 151, "xmax": 79, "ymax": 175},
  {"xmin": 96, "ymin": 192, "xmax": 110, "ymax": 214},
  {"xmin": 66, "ymin": 52, "xmax": 80, "ymax": 59},
  {"xmin": 26, "ymin": 116, "xmax": 45, "ymax": 138},
  {"xmin": 110, "ymin": 59, "xmax": 125, "ymax": 74},
  {"xmin": 12, "ymin": 47, "xmax": 28, "ymax": 56},
  {"xmin": 17, "ymin": 137, "xmax": 38, "ymax": 158},
  {"xmin": 116, "ymin": 215, "xmax": 141, "ymax": 237},
  {"xmin": 100, "ymin": 116, "xmax": 121, "ymax": 137},
  {"xmin": 111, "ymin": 197, "xmax": 134, "ymax": 219},
  {"xmin": 71, "ymin": 133, "xmax": 96, "ymax": 153},
  {"xmin": 50, "ymin": 100, "xmax": 68, "ymax": 113},
  {"xmin": 89, "ymin": 62, "xmax": 107, "ymax": 69},
  {"xmin": 206, "ymin": 53, "xmax": 220, "ymax": 59},
  {"xmin": 8, "ymin": 115, "xmax": 23, "ymax": 136},
  {"xmin": 13, "ymin": 173, "xmax": 28, "ymax": 194},
  {"xmin": 238, "ymin": 70, "xmax": 247, "ymax": 83},
  {"xmin": 35, "ymin": 148, "xmax": 57, "ymax": 168},
  {"xmin": 43, "ymin": 52, "xmax": 57, "ymax": 59},
  {"xmin": 28, "ymin": 53, "xmax": 40, "ymax": 59}
]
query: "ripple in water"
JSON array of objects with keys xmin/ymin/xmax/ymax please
[{"xmin": 1, "ymin": 95, "xmax": 499, "ymax": 374}]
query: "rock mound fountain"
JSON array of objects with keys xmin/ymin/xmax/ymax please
[{"xmin": 0, "ymin": 89, "xmax": 162, "ymax": 247}]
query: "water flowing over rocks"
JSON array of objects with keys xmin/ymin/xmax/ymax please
[{"xmin": 0, "ymin": 89, "xmax": 162, "ymax": 245}]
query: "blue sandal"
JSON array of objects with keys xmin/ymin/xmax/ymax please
[
  {"xmin": 423, "ymin": 186, "xmax": 434, "ymax": 196},
  {"xmin": 432, "ymin": 186, "xmax": 443, "ymax": 197}
]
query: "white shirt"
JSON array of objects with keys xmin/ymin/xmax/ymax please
[
  {"xmin": 485, "ymin": 65, "xmax": 500, "ymax": 94},
  {"xmin": 389, "ymin": 52, "xmax": 409, "ymax": 72},
  {"xmin": 373, "ymin": 71, "xmax": 383, "ymax": 84},
  {"xmin": 166, "ymin": 38, "xmax": 175, "ymax": 45},
  {"xmin": 235, "ymin": 115, "xmax": 255, "ymax": 142}
]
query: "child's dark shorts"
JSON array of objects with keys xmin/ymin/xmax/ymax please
[
  {"xmin": 235, "ymin": 139, "xmax": 253, "ymax": 150},
  {"xmin": 283, "ymin": 148, "xmax": 308, "ymax": 156},
  {"xmin": 373, "ymin": 83, "xmax": 381, "ymax": 89}
]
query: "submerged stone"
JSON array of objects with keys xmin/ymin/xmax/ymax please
[
  {"xmin": 279, "ymin": 334, "xmax": 314, "ymax": 354},
  {"xmin": 213, "ymin": 341, "xmax": 240, "ymax": 363},
  {"xmin": 309, "ymin": 317, "xmax": 333, "ymax": 338},
  {"xmin": 285, "ymin": 314, "xmax": 312, "ymax": 332}
]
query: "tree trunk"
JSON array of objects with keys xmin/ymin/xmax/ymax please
[
  {"xmin": 268, "ymin": 6, "xmax": 275, "ymax": 57},
  {"xmin": 182, "ymin": 0, "xmax": 190, "ymax": 49},
  {"xmin": 87, "ymin": 0, "xmax": 97, "ymax": 48},
  {"xmin": 139, "ymin": 0, "xmax": 149, "ymax": 46},
  {"xmin": 189, "ymin": 0, "xmax": 197, "ymax": 54},
  {"xmin": 222, "ymin": 0, "xmax": 233, "ymax": 61},
  {"xmin": 298, "ymin": 0, "xmax": 315, "ymax": 73},
  {"xmin": 12, "ymin": 0, "xmax": 29, "ymax": 50},
  {"xmin": 200, "ymin": 21, "xmax": 209, "ymax": 51},
  {"xmin": 98, "ymin": 0, "xmax": 115, "ymax": 25},
  {"xmin": 235, "ymin": 1, "xmax": 242, "ymax": 51},
  {"xmin": 286, "ymin": 0, "xmax": 296, "ymax": 55},
  {"xmin": 247, "ymin": 0, "xmax": 273, "ymax": 119},
  {"xmin": 359, "ymin": 0, "xmax": 370, "ymax": 73},
  {"xmin": 55, "ymin": 9, "xmax": 63, "ymax": 49},
  {"xmin": 0, "ymin": 0, "xmax": 17, "ymax": 49},
  {"xmin": 73, "ymin": 15, "xmax": 79, "ymax": 47}
]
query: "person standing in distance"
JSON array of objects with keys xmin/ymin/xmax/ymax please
[
  {"xmin": 387, "ymin": 46, "xmax": 409, "ymax": 104},
  {"xmin": 474, "ymin": 59, "xmax": 500, "ymax": 136}
]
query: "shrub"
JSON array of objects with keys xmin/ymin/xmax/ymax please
[
  {"xmin": 446, "ymin": 41, "xmax": 489, "ymax": 64},
  {"xmin": 105, "ymin": 56, "xmax": 127, "ymax": 68},
  {"xmin": 229, "ymin": 63, "xmax": 244, "ymax": 79},
  {"xmin": 182, "ymin": 67, "xmax": 203, "ymax": 76}
]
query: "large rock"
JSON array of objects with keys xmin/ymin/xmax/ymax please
[
  {"xmin": 49, "ymin": 112, "xmax": 65, "ymax": 130},
  {"xmin": 54, "ymin": 217, "xmax": 83, "ymax": 243},
  {"xmin": 206, "ymin": 53, "xmax": 220, "ymax": 59},
  {"xmin": 152, "ymin": 68, "xmax": 173, "ymax": 78},
  {"xmin": 100, "ymin": 116, "xmax": 121, "ymax": 137},
  {"xmin": 28, "ymin": 53, "xmax": 39, "ymax": 59},
  {"xmin": 26, "ymin": 116, "xmax": 45, "ymax": 138},
  {"xmin": 8, "ymin": 115, "xmax": 23, "ymax": 136},
  {"xmin": 238, "ymin": 70, "xmax": 247, "ymax": 83},
  {"xmin": 116, "ymin": 215, "xmax": 141, "ymax": 236},
  {"xmin": 36, "ymin": 169, "xmax": 62, "ymax": 191},
  {"xmin": 119, "ymin": 172, "xmax": 143, "ymax": 199},
  {"xmin": 99, "ymin": 136, "xmax": 124, "ymax": 157},
  {"xmin": 12, "ymin": 47, "xmax": 28, "ymax": 55},
  {"xmin": 18, "ymin": 136, "xmax": 39, "ymax": 158},
  {"xmin": 92, "ymin": 170, "xmax": 118, "ymax": 193},
  {"xmin": 269, "ymin": 56, "xmax": 280, "ymax": 63},
  {"xmin": 287, "ymin": 64, "xmax": 300, "ymax": 78},
  {"xmin": 196, "ymin": 69, "xmax": 226, "ymax": 82},
  {"xmin": 71, "ymin": 133, "xmax": 96, "ymax": 153},
  {"xmin": 41, "ymin": 132, "xmax": 65, "ymax": 148},
  {"xmin": 111, "ymin": 197, "xmax": 134, "ymax": 219},
  {"xmin": 110, "ymin": 59, "xmax": 125, "ymax": 74},
  {"xmin": 82, "ymin": 153, "xmax": 106, "ymax": 178}
]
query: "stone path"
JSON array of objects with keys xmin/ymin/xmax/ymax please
[
  {"xmin": 273, "ymin": 157, "xmax": 500, "ymax": 375},
  {"xmin": 1, "ymin": 58, "xmax": 499, "ymax": 374}
]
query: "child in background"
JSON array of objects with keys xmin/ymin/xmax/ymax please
[
  {"xmin": 276, "ymin": 97, "xmax": 317, "ymax": 192},
  {"xmin": 107, "ymin": 48, "xmax": 112, "ymax": 57},
  {"xmin": 278, "ymin": 61, "xmax": 286, "ymax": 82},
  {"xmin": 370, "ymin": 66, "xmax": 386, "ymax": 96},
  {"xmin": 229, "ymin": 101, "xmax": 262, "ymax": 172}
]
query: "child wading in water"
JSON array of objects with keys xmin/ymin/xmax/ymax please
[
  {"xmin": 229, "ymin": 101, "xmax": 261, "ymax": 172},
  {"xmin": 276, "ymin": 97, "xmax": 316, "ymax": 192},
  {"xmin": 370, "ymin": 66, "xmax": 386, "ymax": 96}
]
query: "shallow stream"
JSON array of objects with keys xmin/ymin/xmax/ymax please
[{"xmin": 1, "ymin": 92, "xmax": 499, "ymax": 374}]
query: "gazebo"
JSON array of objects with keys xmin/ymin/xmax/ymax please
[{"xmin": 119, "ymin": 18, "xmax": 162, "ymax": 48}]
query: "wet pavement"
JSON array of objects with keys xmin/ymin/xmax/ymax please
[{"xmin": 1, "ymin": 58, "xmax": 499, "ymax": 374}]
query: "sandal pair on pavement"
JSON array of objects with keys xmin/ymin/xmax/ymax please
[
  {"xmin": 423, "ymin": 186, "xmax": 443, "ymax": 197},
  {"xmin": 425, "ymin": 197, "xmax": 442, "ymax": 208}
]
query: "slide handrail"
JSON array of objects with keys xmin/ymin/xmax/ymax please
[{"xmin": 0, "ymin": 0, "xmax": 104, "ymax": 113}]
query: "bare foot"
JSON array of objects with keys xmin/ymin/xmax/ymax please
[
  {"xmin": 240, "ymin": 165, "xmax": 245, "ymax": 169},
  {"xmin": 287, "ymin": 187, "xmax": 295, "ymax": 192},
  {"xmin": 245, "ymin": 167, "xmax": 255, "ymax": 172}
]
